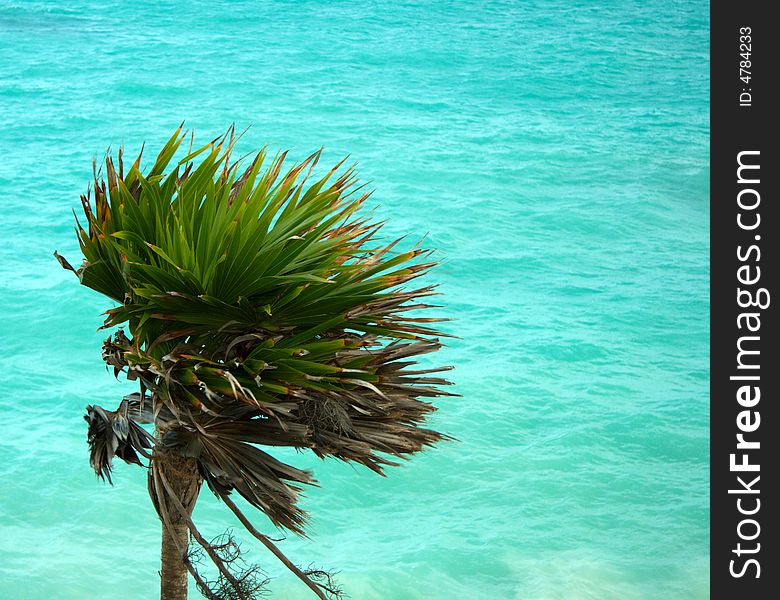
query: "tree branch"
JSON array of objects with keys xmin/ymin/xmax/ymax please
[{"xmin": 219, "ymin": 493, "xmax": 332, "ymax": 600}]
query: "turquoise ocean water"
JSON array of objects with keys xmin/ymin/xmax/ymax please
[{"xmin": 0, "ymin": 1, "xmax": 709, "ymax": 598}]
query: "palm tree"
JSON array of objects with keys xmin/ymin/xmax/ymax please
[{"xmin": 55, "ymin": 126, "xmax": 454, "ymax": 600}]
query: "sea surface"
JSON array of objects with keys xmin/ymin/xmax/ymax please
[{"xmin": 0, "ymin": 1, "xmax": 709, "ymax": 598}]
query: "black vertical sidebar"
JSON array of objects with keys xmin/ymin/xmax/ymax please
[{"xmin": 711, "ymin": 2, "xmax": 776, "ymax": 598}]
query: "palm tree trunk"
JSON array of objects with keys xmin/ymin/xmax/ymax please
[
  {"xmin": 155, "ymin": 447, "xmax": 201, "ymax": 600},
  {"xmin": 161, "ymin": 520, "xmax": 190, "ymax": 600}
]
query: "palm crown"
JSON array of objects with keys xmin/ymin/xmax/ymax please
[{"xmin": 56, "ymin": 126, "xmax": 453, "ymax": 599}]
